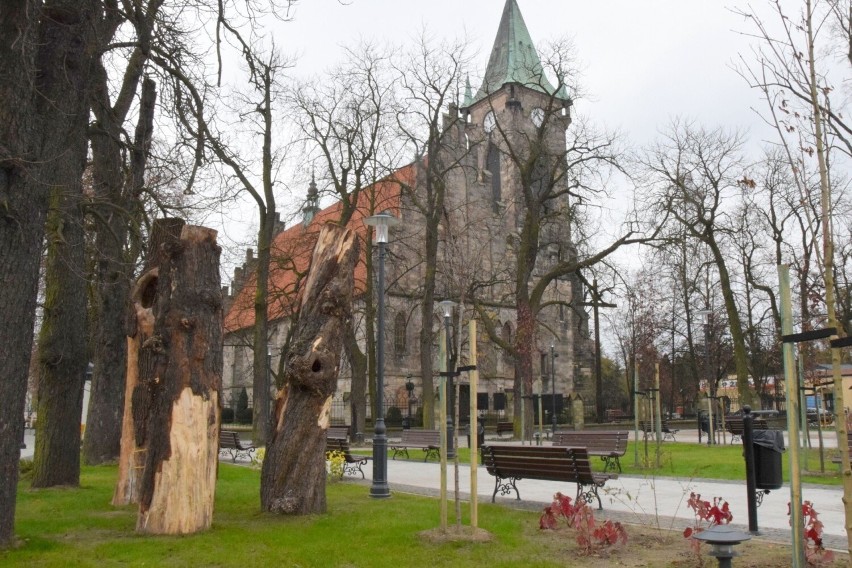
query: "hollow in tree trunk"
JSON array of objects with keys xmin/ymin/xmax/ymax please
[
  {"xmin": 260, "ymin": 224, "xmax": 359, "ymax": 515},
  {"xmin": 113, "ymin": 219, "xmax": 185, "ymax": 505},
  {"xmin": 133, "ymin": 225, "xmax": 222, "ymax": 534}
]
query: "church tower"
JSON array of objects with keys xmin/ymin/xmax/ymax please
[{"xmin": 455, "ymin": 0, "xmax": 591, "ymax": 420}]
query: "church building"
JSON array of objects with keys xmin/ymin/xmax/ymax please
[{"xmin": 222, "ymin": 0, "xmax": 594, "ymax": 431}]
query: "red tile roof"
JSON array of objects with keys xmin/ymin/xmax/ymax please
[{"xmin": 224, "ymin": 164, "xmax": 415, "ymax": 333}]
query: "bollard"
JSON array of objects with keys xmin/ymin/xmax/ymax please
[{"xmin": 742, "ymin": 406, "xmax": 759, "ymax": 534}]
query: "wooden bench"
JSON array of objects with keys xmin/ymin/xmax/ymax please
[
  {"xmin": 390, "ymin": 429, "xmax": 440, "ymax": 461},
  {"xmin": 219, "ymin": 430, "xmax": 256, "ymax": 463},
  {"xmin": 496, "ymin": 421, "xmax": 514, "ymax": 438},
  {"xmin": 831, "ymin": 433, "xmax": 852, "ymax": 467},
  {"xmin": 725, "ymin": 417, "xmax": 767, "ymax": 444},
  {"xmin": 552, "ymin": 430, "xmax": 628, "ymax": 473},
  {"xmin": 639, "ymin": 420, "xmax": 680, "ymax": 442},
  {"xmin": 326, "ymin": 437, "xmax": 370, "ymax": 478},
  {"xmin": 326, "ymin": 425, "xmax": 350, "ymax": 441},
  {"xmin": 482, "ymin": 445, "xmax": 617, "ymax": 510}
]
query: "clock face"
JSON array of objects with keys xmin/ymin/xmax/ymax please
[
  {"xmin": 531, "ymin": 107, "xmax": 545, "ymax": 127},
  {"xmin": 483, "ymin": 111, "xmax": 496, "ymax": 133}
]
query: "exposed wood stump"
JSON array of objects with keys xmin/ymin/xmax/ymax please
[
  {"xmin": 260, "ymin": 224, "xmax": 359, "ymax": 515},
  {"xmin": 114, "ymin": 219, "xmax": 184, "ymax": 506},
  {"xmin": 130, "ymin": 224, "xmax": 223, "ymax": 535}
]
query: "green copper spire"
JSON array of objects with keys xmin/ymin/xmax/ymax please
[
  {"xmin": 471, "ymin": 0, "xmax": 568, "ymax": 104},
  {"xmin": 463, "ymin": 75, "xmax": 473, "ymax": 108}
]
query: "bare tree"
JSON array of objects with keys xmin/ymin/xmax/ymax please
[
  {"xmin": 735, "ymin": 0, "xmax": 852, "ymax": 553},
  {"xmin": 84, "ymin": 0, "xmax": 164, "ymax": 464},
  {"xmin": 392, "ymin": 31, "xmax": 474, "ymax": 429},
  {"xmin": 640, "ymin": 120, "xmax": 756, "ymax": 406},
  {"xmin": 0, "ymin": 0, "xmax": 100, "ymax": 547},
  {"xmin": 290, "ymin": 42, "xmax": 401, "ymax": 437}
]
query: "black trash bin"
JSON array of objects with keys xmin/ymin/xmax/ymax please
[
  {"xmin": 402, "ymin": 417, "xmax": 411, "ymax": 430},
  {"xmin": 752, "ymin": 429, "xmax": 784, "ymax": 490}
]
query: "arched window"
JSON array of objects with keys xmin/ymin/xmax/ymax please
[
  {"xmin": 394, "ymin": 312, "xmax": 407, "ymax": 355},
  {"xmin": 487, "ymin": 141, "xmax": 501, "ymax": 212}
]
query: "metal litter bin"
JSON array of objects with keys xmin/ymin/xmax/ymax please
[{"xmin": 753, "ymin": 429, "xmax": 784, "ymax": 490}]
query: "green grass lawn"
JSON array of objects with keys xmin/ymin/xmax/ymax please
[
  {"xmin": 0, "ymin": 465, "xmax": 569, "ymax": 568},
  {"xmin": 2, "ymin": 459, "xmax": 844, "ymax": 567}
]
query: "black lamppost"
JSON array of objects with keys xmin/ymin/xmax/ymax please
[
  {"xmin": 365, "ymin": 211, "xmax": 398, "ymax": 499},
  {"xmin": 438, "ymin": 299, "xmax": 456, "ymax": 459},
  {"xmin": 405, "ymin": 375, "xmax": 414, "ymax": 428},
  {"xmin": 697, "ymin": 309, "xmax": 714, "ymax": 445},
  {"xmin": 550, "ymin": 345, "xmax": 558, "ymax": 434}
]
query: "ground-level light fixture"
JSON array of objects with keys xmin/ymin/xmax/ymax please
[{"xmin": 692, "ymin": 524, "xmax": 751, "ymax": 568}]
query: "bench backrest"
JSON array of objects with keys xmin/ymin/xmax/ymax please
[
  {"xmin": 326, "ymin": 426, "xmax": 350, "ymax": 441},
  {"xmin": 552, "ymin": 430, "xmax": 628, "ymax": 456},
  {"xmin": 219, "ymin": 430, "xmax": 242, "ymax": 448},
  {"xmin": 325, "ymin": 437, "xmax": 353, "ymax": 456},
  {"xmin": 400, "ymin": 429, "xmax": 441, "ymax": 446},
  {"xmin": 482, "ymin": 445, "xmax": 595, "ymax": 484},
  {"xmin": 725, "ymin": 417, "xmax": 767, "ymax": 434},
  {"xmin": 639, "ymin": 420, "xmax": 672, "ymax": 431}
]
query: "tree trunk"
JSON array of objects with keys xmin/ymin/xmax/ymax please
[
  {"xmin": 31, "ymin": 181, "xmax": 89, "ymax": 488},
  {"xmin": 344, "ymin": 325, "xmax": 367, "ymax": 437},
  {"xmin": 113, "ymin": 218, "xmax": 184, "ymax": 506},
  {"xmin": 84, "ymin": 74, "xmax": 157, "ymax": 465},
  {"xmin": 261, "ymin": 224, "xmax": 359, "ymax": 515},
  {"xmin": 134, "ymin": 225, "xmax": 222, "ymax": 535},
  {"xmin": 0, "ymin": 0, "xmax": 96, "ymax": 546}
]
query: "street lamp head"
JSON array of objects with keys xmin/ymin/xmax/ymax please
[
  {"xmin": 364, "ymin": 211, "xmax": 399, "ymax": 244},
  {"xmin": 437, "ymin": 299, "xmax": 456, "ymax": 318}
]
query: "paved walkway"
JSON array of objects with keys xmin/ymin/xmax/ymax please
[
  {"xmin": 18, "ymin": 428, "xmax": 849, "ymax": 551},
  {"xmin": 366, "ymin": 446, "xmax": 846, "ymax": 550}
]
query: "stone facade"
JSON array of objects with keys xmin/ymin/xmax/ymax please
[{"xmin": 222, "ymin": 0, "xmax": 595, "ymax": 424}]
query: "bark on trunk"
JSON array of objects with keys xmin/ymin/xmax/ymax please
[
  {"xmin": 84, "ymin": 75, "xmax": 157, "ymax": 465},
  {"xmin": 113, "ymin": 218, "xmax": 184, "ymax": 505},
  {"xmin": 31, "ymin": 181, "xmax": 89, "ymax": 488},
  {"xmin": 344, "ymin": 325, "xmax": 367, "ymax": 437},
  {"xmin": 134, "ymin": 225, "xmax": 222, "ymax": 535},
  {"xmin": 260, "ymin": 224, "xmax": 359, "ymax": 515},
  {"xmin": 0, "ymin": 0, "xmax": 97, "ymax": 546}
]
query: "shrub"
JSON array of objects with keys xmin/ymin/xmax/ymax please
[
  {"xmin": 385, "ymin": 406, "xmax": 403, "ymax": 426},
  {"xmin": 791, "ymin": 500, "xmax": 835, "ymax": 566},
  {"xmin": 237, "ymin": 388, "xmax": 249, "ymax": 414},
  {"xmin": 236, "ymin": 407, "xmax": 253, "ymax": 425},
  {"xmin": 221, "ymin": 407, "xmax": 235, "ymax": 424},
  {"xmin": 540, "ymin": 492, "xmax": 627, "ymax": 555},
  {"xmin": 326, "ymin": 450, "xmax": 345, "ymax": 480}
]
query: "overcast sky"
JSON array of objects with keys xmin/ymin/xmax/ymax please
[
  {"xmin": 213, "ymin": 0, "xmax": 774, "ymax": 265},
  {"xmin": 275, "ymin": 0, "xmax": 772, "ymax": 146}
]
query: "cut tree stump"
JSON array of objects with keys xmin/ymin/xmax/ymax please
[
  {"xmin": 260, "ymin": 224, "xmax": 359, "ymax": 515},
  {"xmin": 130, "ymin": 224, "xmax": 223, "ymax": 535},
  {"xmin": 113, "ymin": 219, "xmax": 185, "ymax": 506}
]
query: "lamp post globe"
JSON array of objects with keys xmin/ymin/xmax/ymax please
[{"xmin": 364, "ymin": 211, "xmax": 399, "ymax": 498}]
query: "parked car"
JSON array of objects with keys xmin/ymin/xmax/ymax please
[{"xmin": 806, "ymin": 408, "xmax": 833, "ymax": 425}]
